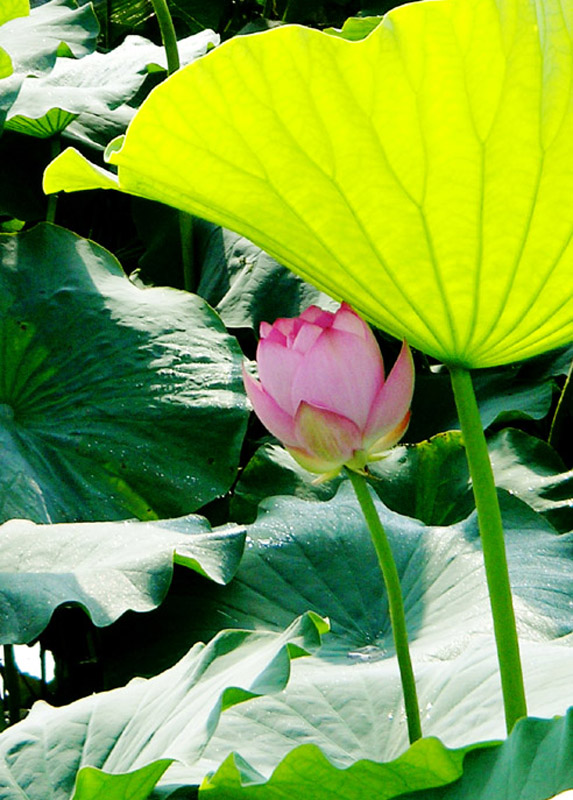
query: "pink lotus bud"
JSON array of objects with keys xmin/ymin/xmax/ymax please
[{"xmin": 242, "ymin": 303, "xmax": 414, "ymax": 482}]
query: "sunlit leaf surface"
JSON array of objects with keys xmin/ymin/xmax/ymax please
[
  {"xmin": 0, "ymin": 0, "xmax": 29, "ymax": 27},
  {"xmin": 45, "ymin": 0, "xmax": 573, "ymax": 366}
]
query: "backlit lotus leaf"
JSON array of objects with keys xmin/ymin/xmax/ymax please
[{"xmin": 44, "ymin": 0, "xmax": 573, "ymax": 367}]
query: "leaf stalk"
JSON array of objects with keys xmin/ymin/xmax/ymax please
[
  {"xmin": 347, "ymin": 470, "xmax": 422, "ymax": 744},
  {"xmin": 150, "ymin": 0, "xmax": 179, "ymax": 75},
  {"xmin": 449, "ymin": 365, "xmax": 527, "ymax": 732}
]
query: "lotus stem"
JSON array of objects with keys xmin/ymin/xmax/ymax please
[
  {"xmin": 347, "ymin": 470, "xmax": 422, "ymax": 744},
  {"xmin": 150, "ymin": 0, "xmax": 179, "ymax": 75},
  {"xmin": 548, "ymin": 356, "xmax": 573, "ymax": 459},
  {"xmin": 150, "ymin": 0, "xmax": 194, "ymax": 289},
  {"xmin": 179, "ymin": 212, "xmax": 194, "ymax": 292},
  {"xmin": 46, "ymin": 136, "xmax": 61, "ymax": 224},
  {"xmin": 2, "ymin": 645, "xmax": 20, "ymax": 726},
  {"xmin": 449, "ymin": 365, "xmax": 527, "ymax": 732}
]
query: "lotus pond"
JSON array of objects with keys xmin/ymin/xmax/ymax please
[{"xmin": 0, "ymin": 0, "xmax": 573, "ymax": 797}]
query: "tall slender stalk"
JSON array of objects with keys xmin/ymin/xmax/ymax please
[
  {"xmin": 150, "ymin": 0, "xmax": 195, "ymax": 289},
  {"xmin": 150, "ymin": 0, "xmax": 179, "ymax": 75},
  {"xmin": 2, "ymin": 645, "xmax": 20, "ymax": 726},
  {"xmin": 449, "ymin": 365, "xmax": 527, "ymax": 732},
  {"xmin": 179, "ymin": 213, "xmax": 194, "ymax": 292},
  {"xmin": 549, "ymin": 356, "xmax": 573, "ymax": 458},
  {"xmin": 46, "ymin": 136, "xmax": 61, "ymax": 224},
  {"xmin": 348, "ymin": 470, "xmax": 422, "ymax": 744}
]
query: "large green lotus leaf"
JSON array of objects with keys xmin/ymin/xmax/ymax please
[
  {"xmin": 0, "ymin": 0, "xmax": 26, "ymax": 82},
  {"xmin": 0, "ymin": 0, "xmax": 29, "ymax": 27},
  {"xmin": 0, "ymin": 0, "xmax": 98, "ymax": 77},
  {"xmin": 44, "ymin": 0, "xmax": 573, "ymax": 367},
  {"xmin": 0, "ymin": 614, "xmax": 325, "ymax": 800},
  {"xmin": 408, "ymin": 368, "xmax": 554, "ymax": 444},
  {"xmin": 105, "ymin": 0, "xmax": 226, "ymax": 43},
  {"xmin": 231, "ymin": 429, "xmax": 573, "ymax": 530},
  {"xmin": 197, "ymin": 739, "xmax": 477, "ymax": 800},
  {"xmin": 194, "ymin": 222, "xmax": 337, "ymax": 331},
  {"xmin": 5, "ymin": 30, "xmax": 219, "ymax": 139},
  {"xmin": 0, "ymin": 515, "xmax": 245, "ymax": 644},
  {"xmin": 133, "ymin": 209, "xmax": 337, "ymax": 322},
  {"xmin": 199, "ymin": 712, "xmax": 573, "ymax": 800},
  {"xmin": 0, "ymin": 48, "xmax": 12, "ymax": 80},
  {"xmin": 0, "ymin": 223, "xmax": 248, "ymax": 523},
  {"xmin": 487, "ymin": 428, "xmax": 573, "ymax": 532},
  {"xmin": 324, "ymin": 15, "xmax": 383, "ymax": 41},
  {"xmin": 142, "ymin": 485, "xmax": 573, "ymax": 789}
]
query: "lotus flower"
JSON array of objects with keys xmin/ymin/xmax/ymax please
[{"xmin": 242, "ymin": 303, "xmax": 414, "ymax": 481}]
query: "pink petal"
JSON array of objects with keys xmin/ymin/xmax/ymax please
[
  {"xmin": 292, "ymin": 321, "xmax": 325, "ymax": 354},
  {"xmin": 294, "ymin": 401, "xmax": 362, "ymax": 466},
  {"xmin": 364, "ymin": 341, "xmax": 414, "ymax": 448},
  {"xmin": 291, "ymin": 327, "xmax": 384, "ymax": 429},
  {"xmin": 331, "ymin": 303, "xmax": 372, "ymax": 342},
  {"xmin": 261, "ymin": 316, "xmax": 298, "ymax": 344},
  {"xmin": 300, "ymin": 305, "xmax": 335, "ymax": 327},
  {"xmin": 242, "ymin": 365, "xmax": 299, "ymax": 447},
  {"xmin": 261, "ymin": 323, "xmax": 287, "ymax": 346},
  {"xmin": 257, "ymin": 338, "xmax": 304, "ymax": 416},
  {"xmin": 367, "ymin": 411, "xmax": 411, "ymax": 456}
]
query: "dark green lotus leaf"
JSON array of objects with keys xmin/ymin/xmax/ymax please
[
  {"xmin": 230, "ymin": 441, "xmax": 343, "ymax": 523},
  {"xmin": 29, "ymin": 485, "xmax": 573, "ymax": 797},
  {"xmin": 487, "ymin": 428, "xmax": 573, "ymax": 533},
  {"xmin": 5, "ymin": 31, "xmax": 219, "ymax": 140},
  {"xmin": 232, "ymin": 429, "xmax": 573, "ymax": 530},
  {"xmin": 0, "ymin": 223, "xmax": 248, "ymax": 523},
  {"xmin": 408, "ymin": 363, "xmax": 555, "ymax": 443},
  {"xmin": 0, "ymin": 614, "xmax": 324, "ymax": 800},
  {"xmin": 0, "ymin": 515, "xmax": 245, "ymax": 644},
  {"xmin": 194, "ymin": 222, "xmax": 337, "ymax": 331}
]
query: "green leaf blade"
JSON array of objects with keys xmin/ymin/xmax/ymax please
[
  {"xmin": 0, "ymin": 615, "xmax": 325, "ymax": 800},
  {"xmin": 0, "ymin": 515, "xmax": 246, "ymax": 644},
  {"xmin": 45, "ymin": 0, "xmax": 573, "ymax": 366},
  {"xmin": 0, "ymin": 224, "xmax": 248, "ymax": 523}
]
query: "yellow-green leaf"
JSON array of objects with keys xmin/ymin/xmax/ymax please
[
  {"xmin": 43, "ymin": 0, "xmax": 573, "ymax": 367},
  {"xmin": 0, "ymin": 0, "xmax": 29, "ymax": 27},
  {"xmin": 0, "ymin": 46, "xmax": 12, "ymax": 78},
  {"xmin": 44, "ymin": 146, "xmax": 120, "ymax": 192}
]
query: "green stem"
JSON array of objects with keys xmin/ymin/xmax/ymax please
[
  {"xmin": 150, "ymin": 0, "xmax": 179, "ymax": 75},
  {"xmin": 449, "ymin": 365, "xmax": 527, "ymax": 732},
  {"xmin": 548, "ymin": 356, "xmax": 573, "ymax": 457},
  {"xmin": 347, "ymin": 470, "xmax": 422, "ymax": 744},
  {"xmin": 2, "ymin": 645, "xmax": 20, "ymax": 726},
  {"xmin": 179, "ymin": 213, "xmax": 194, "ymax": 292},
  {"xmin": 46, "ymin": 136, "xmax": 61, "ymax": 224},
  {"xmin": 149, "ymin": 0, "xmax": 194, "ymax": 290}
]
